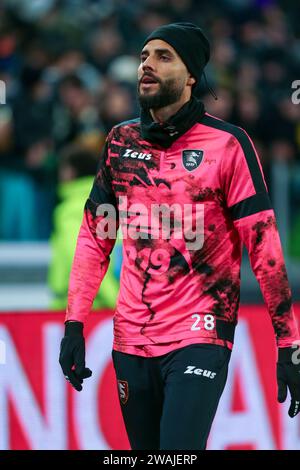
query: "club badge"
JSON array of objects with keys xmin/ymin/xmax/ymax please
[
  {"xmin": 117, "ymin": 380, "xmax": 129, "ymax": 404},
  {"xmin": 182, "ymin": 150, "xmax": 204, "ymax": 172}
]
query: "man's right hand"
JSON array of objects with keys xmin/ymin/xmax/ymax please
[{"xmin": 59, "ymin": 321, "xmax": 92, "ymax": 391}]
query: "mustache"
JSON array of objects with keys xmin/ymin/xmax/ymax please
[{"xmin": 139, "ymin": 73, "xmax": 161, "ymax": 85}]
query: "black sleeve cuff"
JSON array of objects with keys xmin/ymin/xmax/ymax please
[{"xmin": 64, "ymin": 321, "xmax": 84, "ymax": 336}]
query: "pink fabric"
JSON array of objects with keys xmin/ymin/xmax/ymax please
[{"xmin": 66, "ymin": 114, "xmax": 299, "ymax": 355}]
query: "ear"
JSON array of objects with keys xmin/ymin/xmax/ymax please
[{"xmin": 187, "ymin": 76, "xmax": 196, "ymax": 86}]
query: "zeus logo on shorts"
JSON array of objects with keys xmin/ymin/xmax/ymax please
[
  {"xmin": 184, "ymin": 366, "xmax": 216, "ymax": 379},
  {"xmin": 121, "ymin": 148, "xmax": 152, "ymax": 160}
]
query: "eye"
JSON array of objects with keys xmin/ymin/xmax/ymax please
[{"xmin": 161, "ymin": 55, "xmax": 171, "ymax": 61}]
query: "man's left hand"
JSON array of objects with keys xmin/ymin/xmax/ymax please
[{"xmin": 277, "ymin": 346, "xmax": 300, "ymax": 417}]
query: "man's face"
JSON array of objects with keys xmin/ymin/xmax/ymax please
[{"xmin": 137, "ymin": 39, "xmax": 193, "ymax": 110}]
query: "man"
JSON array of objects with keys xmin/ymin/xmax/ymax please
[{"xmin": 59, "ymin": 23, "xmax": 300, "ymax": 450}]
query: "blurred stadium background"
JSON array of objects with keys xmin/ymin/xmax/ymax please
[{"xmin": 0, "ymin": 0, "xmax": 299, "ymax": 450}]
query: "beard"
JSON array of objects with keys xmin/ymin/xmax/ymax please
[{"xmin": 137, "ymin": 77, "xmax": 185, "ymax": 110}]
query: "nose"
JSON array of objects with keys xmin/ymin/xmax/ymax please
[{"xmin": 142, "ymin": 55, "xmax": 155, "ymax": 71}]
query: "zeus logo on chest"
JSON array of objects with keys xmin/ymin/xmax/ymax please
[{"xmin": 121, "ymin": 148, "xmax": 152, "ymax": 160}]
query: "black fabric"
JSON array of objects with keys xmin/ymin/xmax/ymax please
[
  {"xmin": 142, "ymin": 22, "xmax": 210, "ymax": 98},
  {"xmin": 228, "ymin": 193, "xmax": 272, "ymax": 220},
  {"xmin": 112, "ymin": 343, "xmax": 231, "ymax": 450},
  {"xmin": 140, "ymin": 96, "xmax": 205, "ymax": 148},
  {"xmin": 64, "ymin": 320, "xmax": 84, "ymax": 336},
  {"xmin": 59, "ymin": 321, "xmax": 92, "ymax": 391},
  {"xmin": 216, "ymin": 319, "xmax": 236, "ymax": 343},
  {"xmin": 277, "ymin": 346, "xmax": 300, "ymax": 417}
]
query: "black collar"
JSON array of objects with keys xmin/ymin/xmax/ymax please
[{"xmin": 140, "ymin": 96, "xmax": 205, "ymax": 148}]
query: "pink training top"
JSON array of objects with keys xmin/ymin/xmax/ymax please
[{"xmin": 66, "ymin": 112, "xmax": 299, "ymax": 356}]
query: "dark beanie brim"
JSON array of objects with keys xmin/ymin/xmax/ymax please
[{"xmin": 142, "ymin": 22, "xmax": 210, "ymax": 96}]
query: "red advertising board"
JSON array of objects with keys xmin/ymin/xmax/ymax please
[{"xmin": 0, "ymin": 305, "xmax": 299, "ymax": 450}]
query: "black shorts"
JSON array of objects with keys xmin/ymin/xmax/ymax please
[{"xmin": 112, "ymin": 343, "xmax": 231, "ymax": 450}]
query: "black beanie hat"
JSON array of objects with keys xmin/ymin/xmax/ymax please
[{"xmin": 142, "ymin": 22, "xmax": 210, "ymax": 97}]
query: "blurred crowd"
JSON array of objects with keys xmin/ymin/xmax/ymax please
[{"xmin": 0, "ymin": 0, "xmax": 299, "ymax": 250}]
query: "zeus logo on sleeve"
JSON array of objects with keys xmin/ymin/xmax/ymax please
[
  {"xmin": 184, "ymin": 365, "xmax": 216, "ymax": 379},
  {"xmin": 121, "ymin": 148, "xmax": 152, "ymax": 160}
]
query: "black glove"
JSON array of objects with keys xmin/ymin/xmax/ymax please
[
  {"xmin": 277, "ymin": 346, "xmax": 300, "ymax": 417},
  {"xmin": 59, "ymin": 321, "xmax": 92, "ymax": 391}
]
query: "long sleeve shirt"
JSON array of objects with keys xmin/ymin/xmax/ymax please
[{"xmin": 66, "ymin": 109, "xmax": 299, "ymax": 356}]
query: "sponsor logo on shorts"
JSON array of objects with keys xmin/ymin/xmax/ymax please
[
  {"xmin": 184, "ymin": 365, "xmax": 216, "ymax": 379},
  {"xmin": 118, "ymin": 380, "xmax": 129, "ymax": 404}
]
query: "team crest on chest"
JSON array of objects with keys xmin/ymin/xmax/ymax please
[{"xmin": 182, "ymin": 150, "xmax": 204, "ymax": 172}]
